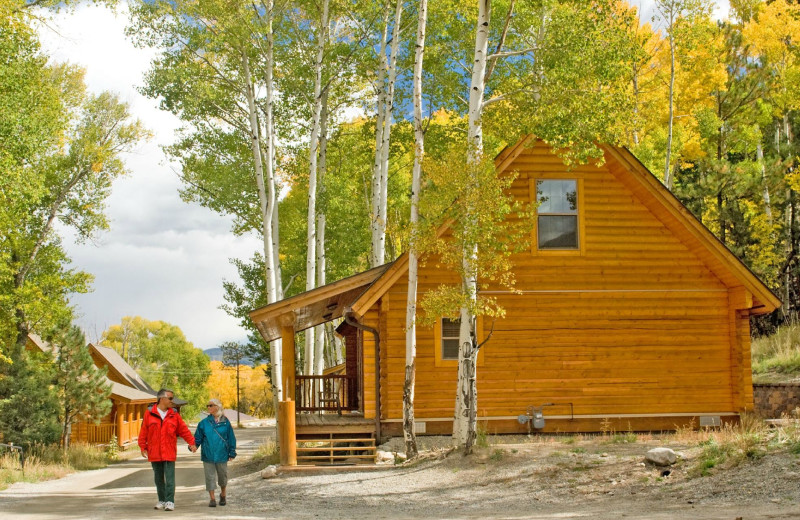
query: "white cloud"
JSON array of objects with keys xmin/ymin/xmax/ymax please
[{"xmin": 38, "ymin": 4, "xmax": 262, "ymax": 350}]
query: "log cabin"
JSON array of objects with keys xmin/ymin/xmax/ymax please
[
  {"xmin": 249, "ymin": 137, "xmax": 780, "ymax": 463},
  {"xmin": 25, "ymin": 335, "xmax": 188, "ymax": 448}
]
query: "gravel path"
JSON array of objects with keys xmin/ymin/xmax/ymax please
[{"xmin": 2, "ymin": 430, "xmax": 799, "ymax": 519}]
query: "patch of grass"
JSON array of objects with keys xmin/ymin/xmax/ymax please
[
  {"xmin": 0, "ymin": 444, "xmax": 111, "ymax": 490},
  {"xmin": 475, "ymin": 423, "xmax": 490, "ymax": 448},
  {"xmin": 570, "ymin": 447, "xmax": 586, "ymax": 454},
  {"xmin": 689, "ymin": 413, "xmax": 770, "ymax": 477},
  {"xmin": 251, "ymin": 439, "xmax": 279, "ymax": 466},
  {"xmin": 751, "ymin": 323, "xmax": 800, "ymax": 381},
  {"xmin": 490, "ymin": 449, "xmax": 504, "ymax": 462},
  {"xmin": 609, "ymin": 432, "xmax": 637, "ymax": 444},
  {"xmin": 561, "ymin": 436, "xmax": 577, "ymax": 445}
]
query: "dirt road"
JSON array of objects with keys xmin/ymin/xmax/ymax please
[
  {"xmin": 2, "ymin": 429, "xmax": 799, "ymax": 519},
  {"xmin": 0, "ymin": 426, "xmax": 273, "ymax": 519}
]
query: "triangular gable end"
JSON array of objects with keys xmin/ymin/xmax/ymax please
[
  {"xmin": 351, "ymin": 136, "xmax": 781, "ymax": 317},
  {"xmin": 600, "ymin": 144, "xmax": 781, "ymax": 314}
]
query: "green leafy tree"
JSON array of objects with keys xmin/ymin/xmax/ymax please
[
  {"xmin": 0, "ymin": 7, "xmax": 148, "ymax": 360},
  {"xmin": 101, "ymin": 317, "xmax": 210, "ymax": 418},
  {"xmin": 52, "ymin": 325, "xmax": 112, "ymax": 449}
]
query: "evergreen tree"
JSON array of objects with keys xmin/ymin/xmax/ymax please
[
  {"xmin": 0, "ymin": 346, "xmax": 61, "ymax": 447},
  {"xmin": 52, "ymin": 325, "xmax": 112, "ymax": 449}
]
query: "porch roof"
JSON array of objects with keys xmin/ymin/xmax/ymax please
[{"xmin": 249, "ymin": 263, "xmax": 393, "ymax": 342}]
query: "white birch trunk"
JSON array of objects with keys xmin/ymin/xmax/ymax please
[
  {"xmin": 243, "ymin": 48, "xmax": 282, "ymax": 402},
  {"xmin": 757, "ymin": 141, "xmax": 772, "ymax": 222},
  {"xmin": 403, "ymin": 0, "xmax": 427, "ymax": 460},
  {"xmin": 370, "ymin": 2, "xmax": 391, "ymax": 268},
  {"xmin": 663, "ymin": 2, "xmax": 676, "ymax": 190},
  {"xmin": 454, "ymin": 0, "xmax": 490, "ymax": 452},
  {"xmin": 304, "ymin": 0, "xmax": 329, "ymax": 375},
  {"xmin": 314, "ymin": 90, "xmax": 329, "ymax": 376},
  {"xmin": 376, "ymin": 0, "xmax": 404, "ymax": 265},
  {"xmin": 263, "ymin": 0, "xmax": 283, "ymax": 403}
]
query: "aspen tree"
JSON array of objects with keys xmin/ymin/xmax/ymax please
[{"xmin": 403, "ymin": 0, "xmax": 428, "ymax": 460}]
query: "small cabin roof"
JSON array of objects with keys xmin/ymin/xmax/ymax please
[
  {"xmin": 91, "ymin": 343, "xmax": 156, "ymax": 394},
  {"xmin": 249, "ymin": 263, "xmax": 393, "ymax": 342},
  {"xmin": 109, "ymin": 381, "xmax": 157, "ymax": 403}
]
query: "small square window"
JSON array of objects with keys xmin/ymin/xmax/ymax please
[{"xmin": 537, "ymin": 179, "xmax": 578, "ymax": 250}]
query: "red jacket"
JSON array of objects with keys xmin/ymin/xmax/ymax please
[{"xmin": 138, "ymin": 406, "xmax": 195, "ymax": 462}]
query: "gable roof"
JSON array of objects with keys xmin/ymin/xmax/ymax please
[
  {"xmin": 349, "ymin": 137, "xmax": 780, "ymax": 317},
  {"xmin": 599, "ymin": 143, "xmax": 780, "ymax": 314},
  {"xmin": 90, "ymin": 344, "xmax": 156, "ymax": 394},
  {"xmin": 249, "ymin": 263, "xmax": 393, "ymax": 341}
]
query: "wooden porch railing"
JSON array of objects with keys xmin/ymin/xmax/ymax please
[
  {"xmin": 295, "ymin": 375, "xmax": 356, "ymax": 413},
  {"xmin": 72, "ymin": 422, "xmax": 116, "ymax": 445}
]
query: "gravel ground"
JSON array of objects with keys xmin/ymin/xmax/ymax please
[
  {"xmin": 3, "ymin": 431, "xmax": 798, "ymax": 519},
  {"xmin": 231, "ymin": 435, "xmax": 800, "ymax": 519}
]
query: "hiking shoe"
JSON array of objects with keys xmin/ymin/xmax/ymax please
[
  {"xmin": 154, "ymin": 502, "xmax": 165, "ymax": 510},
  {"xmin": 164, "ymin": 501, "xmax": 175, "ymax": 511},
  {"xmin": 219, "ymin": 496, "xmax": 226, "ymax": 506},
  {"xmin": 209, "ymin": 499, "xmax": 216, "ymax": 507}
]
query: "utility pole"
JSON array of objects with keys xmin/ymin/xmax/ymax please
[{"xmin": 220, "ymin": 341, "xmax": 245, "ymax": 428}]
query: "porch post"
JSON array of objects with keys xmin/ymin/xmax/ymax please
[
  {"xmin": 279, "ymin": 325, "xmax": 297, "ymax": 466},
  {"xmin": 278, "ymin": 399, "xmax": 296, "ymax": 466},
  {"xmin": 280, "ymin": 326, "xmax": 296, "ymax": 400},
  {"xmin": 116, "ymin": 403, "xmax": 126, "ymax": 447}
]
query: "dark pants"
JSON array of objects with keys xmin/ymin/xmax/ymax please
[{"xmin": 151, "ymin": 461, "xmax": 176, "ymax": 503}]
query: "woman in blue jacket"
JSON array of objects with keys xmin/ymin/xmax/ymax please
[{"xmin": 195, "ymin": 398, "xmax": 237, "ymax": 507}]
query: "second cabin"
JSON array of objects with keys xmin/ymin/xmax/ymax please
[{"xmin": 250, "ymin": 137, "xmax": 780, "ymax": 454}]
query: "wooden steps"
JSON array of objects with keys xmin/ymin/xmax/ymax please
[{"xmin": 295, "ymin": 433, "xmax": 377, "ymax": 465}]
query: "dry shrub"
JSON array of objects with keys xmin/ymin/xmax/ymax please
[{"xmin": 688, "ymin": 413, "xmax": 771, "ymax": 476}]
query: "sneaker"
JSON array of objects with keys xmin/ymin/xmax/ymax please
[
  {"xmin": 154, "ymin": 502, "xmax": 165, "ymax": 510},
  {"xmin": 209, "ymin": 499, "xmax": 216, "ymax": 508},
  {"xmin": 164, "ymin": 502, "xmax": 175, "ymax": 511},
  {"xmin": 219, "ymin": 496, "xmax": 226, "ymax": 506}
]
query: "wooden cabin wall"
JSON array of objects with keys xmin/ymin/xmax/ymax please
[
  {"xmin": 361, "ymin": 305, "xmax": 381, "ymax": 420},
  {"xmin": 365, "ymin": 143, "xmax": 752, "ymax": 432}
]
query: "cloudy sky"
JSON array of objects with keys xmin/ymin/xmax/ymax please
[
  {"xmin": 38, "ymin": 4, "xmax": 262, "ymax": 351},
  {"xmin": 35, "ymin": 1, "xmax": 730, "ymax": 351}
]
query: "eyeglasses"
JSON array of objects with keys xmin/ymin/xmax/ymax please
[
  {"xmin": 162, "ymin": 396, "xmax": 174, "ymax": 401},
  {"xmin": 206, "ymin": 404, "xmax": 215, "ymax": 408}
]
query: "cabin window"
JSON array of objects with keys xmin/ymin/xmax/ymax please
[
  {"xmin": 433, "ymin": 316, "xmax": 485, "ymax": 368},
  {"xmin": 536, "ymin": 179, "xmax": 578, "ymax": 250},
  {"xmin": 441, "ymin": 318, "xmax": 460, "ymax": 360}
]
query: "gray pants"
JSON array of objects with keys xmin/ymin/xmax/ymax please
[{"xmin": 203, "ymin": 461, "xmax": 228, "ymax": 491}]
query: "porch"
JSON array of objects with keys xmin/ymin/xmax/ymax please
[
  {"xmin": 249, "ymin": 265, "xmax": 390, "ymax": 466},
  {"xmin": 294, "ymin": 374, "xmax": 376, "ymax": 465}
]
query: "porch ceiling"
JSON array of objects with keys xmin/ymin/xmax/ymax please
[{"xmin": 249, "ymin": 263, "xmax": 392, "ymax": 342}]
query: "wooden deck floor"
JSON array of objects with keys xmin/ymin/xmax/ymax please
[{"xmin": 296, "ymin": 413, "xmax": 375, "ymax": 436}]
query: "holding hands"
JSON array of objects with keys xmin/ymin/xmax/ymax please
[{"xmin": 189, "ymin": 444, "xmax": 197, "ymax": 453}]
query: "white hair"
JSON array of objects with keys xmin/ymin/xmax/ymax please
[{"xmin": 209, "ymin": 398, "xmax": 224, "ymax": 418}]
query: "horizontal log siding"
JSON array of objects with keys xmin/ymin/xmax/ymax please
[{"xmin": 366, "ymin": 143, "xmax": 740, "ymax": 428}]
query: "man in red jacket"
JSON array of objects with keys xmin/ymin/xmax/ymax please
[{"xmin": 139, "ymin": 388, "xmax": 196, "ymax": 511}]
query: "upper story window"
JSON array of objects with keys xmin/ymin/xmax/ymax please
[{"xmin": 536, "ymin": 179, "xmax": 578, "ymax": 250}]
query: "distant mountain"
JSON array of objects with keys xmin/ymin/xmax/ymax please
[
  {"xmin": 204, "ymin": 347, "xmax": 224, "ymax": 362},
  {"xmin": 203, "ymin": 347, "xmax": 256, "ymax": 366}
]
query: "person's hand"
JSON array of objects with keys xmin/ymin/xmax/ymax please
[
  {"xmin": 228, "ymin": 457, "xmax": 233, "ymax": 462},
  {"xmin": 141, "ymin": 449, "xmax": 147, "ymax": 458},
  {"xmin": 189, "ymin": 445, "xmax": 197, "ymax": 453}
]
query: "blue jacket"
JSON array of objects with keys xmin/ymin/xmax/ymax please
[{"xmin": 194, "ymin": 414, "xmax": 237, "ymax": 463}]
